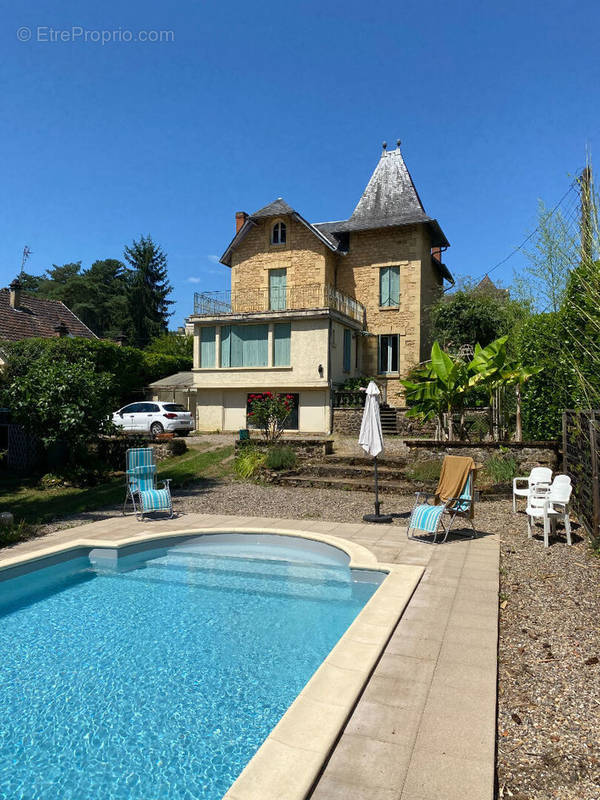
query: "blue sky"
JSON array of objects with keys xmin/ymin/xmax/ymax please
[{"xmin": 2, "ymin": 0, "xmax": 599, "ymax": 327}]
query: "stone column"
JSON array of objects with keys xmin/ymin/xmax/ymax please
[
  {"xmin": 268, "ymin": 323, "xmax": 274, "ymax": 367},
  {"xmin": 193, "ymin": 325, "xmax": 201, "ymax": 368}
]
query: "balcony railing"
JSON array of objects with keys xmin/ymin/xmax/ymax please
[{"xmin": 193, "ymin": 284, "xmax": 365, "ymax": 325}]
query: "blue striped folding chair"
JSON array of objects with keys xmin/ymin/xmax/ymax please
[
  {"xmin": 407, "ymin": 456, "xmax": 476, "ymax": 544},
  {"xmin": 123, "ymin": 447, "xmax": 173, "ymax": 521}
]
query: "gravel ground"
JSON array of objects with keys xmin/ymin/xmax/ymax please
[
  {"xmin": 497, "ymin": 510, "xmax": 600, "ymax": 800},
  {"xmin": 17, "ymin": 474, "xmax": 600, "ymax": 799}
]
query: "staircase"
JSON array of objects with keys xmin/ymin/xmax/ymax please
[
  {"xmin": 378, "ymin": 403, "xmax": 398, "ymax": 435},
  {"xmin": 273, "ymin": 454, "xmax": 418, "ymax": 494}
]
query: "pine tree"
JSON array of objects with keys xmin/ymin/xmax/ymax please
[{"xmin": 124, "ymin": 236, "xmax": 173, "ymax": 348}]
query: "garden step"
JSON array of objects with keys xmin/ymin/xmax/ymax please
[
  {"xmin": 274, "ymin": 474, "xmax": 414, "ymax": 494},
  {"xmin": 289, "ymin": 463, "xmax": 407, "ymax": 480},
  {"xmin": 321, "ymin": 455, "xmax": 408, "ymax": 468}
]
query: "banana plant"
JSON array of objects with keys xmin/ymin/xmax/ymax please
[
  {"xmin": 500, "ymin": 363, "xmax": 544, "ymax": 441},
  {"xmin": 467, "ymin": 336, "xmax": 509, "ymax": 440},
  {"xmin": 401, "ymin": 342, "xmax": 470, "ymax": 440}
]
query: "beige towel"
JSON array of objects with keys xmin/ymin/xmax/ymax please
[{"xmin": 434, "ymin": 455, "xmax": 475, "ymax": 519}]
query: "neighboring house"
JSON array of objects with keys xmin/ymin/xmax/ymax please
[
  {"xmin": 0, "ymin": 278, "xmax": 97, "ymax": 364},
  {"xmin": 188, "ymin": 142, "xmax": 454, "ymax": 433}
]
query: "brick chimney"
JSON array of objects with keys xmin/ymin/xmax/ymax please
[
  {"xmin": 235, "ymin": 211, "xmax": 248, "ymax": 233},
  {"xmin": 9, "ymin": 278, "xmax": 22, "ymax": 310},
  {"xmin": 54, "ymin": 322, "xmax": 69, "ymax": 338}
]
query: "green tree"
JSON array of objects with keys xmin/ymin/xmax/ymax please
[
  {"xmin": 1, "ymin": 351, "xmax": 115, "ymax": 461},
  {"xmin": 430, "ymin": 279, "xmax": 530, "ymax": 355},
  {"xmin": 145, "ymin": 331, "xmax": 193, "ymax": 362},
  {"xmin": 124, "ymin": 235, "xmax": 173, "ymax": 348},
  {"xmin": 513, "ymin": 200, "xmax": 575, "ymax": 312}
]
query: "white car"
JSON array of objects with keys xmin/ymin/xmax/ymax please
[{"xmin": 112, "ymin": 402, "xmax": 194, "ymax": 437}]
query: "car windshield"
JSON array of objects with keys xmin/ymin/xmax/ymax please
[{"xmin": 163, "ymin": 404, "xmax": 187, "ymax": 412}]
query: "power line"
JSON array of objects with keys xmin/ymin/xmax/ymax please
[{"xmin": 478, "ymin": 176, "xmax": 580, "ymax": 280}]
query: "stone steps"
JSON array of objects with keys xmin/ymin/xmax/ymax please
[
  {"xmin": 288, "ymin": 463, "xmax": 407, "ymax": 481},
  {"xmin": 274, "ymin": 473, "xmax": 416, "ymax": 494},
  {"xmin": 319, "ymin": 454, "xmax": 408, "ymax": 468}
]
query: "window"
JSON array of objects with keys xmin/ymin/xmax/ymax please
[
  {"xmin": 269, "ymin": 268, "xmax": 287, "ymax": 311},
  {"xmin": 140, "ymin": 403, "xmax": 160, "ymax": 412},
  {"xmin": 343, "ymin": 329, "xmax": 352, "ymax": 372},
  {"xmin": 221, "ymin": 324, "xmax": 268, "ymax": 367},
  {"xmin": 163, "ymin": 404, "xmax": 187, "ymax": 412},
  {"xmin": 379, "ymin": 334, "xmax": 399, "ymax": 373},
  {"xmin": 271, "ymin": 222, "xmax": 286, "ymax": 245},
  {"xmin": 200, "ymin": 326, "xmax": 216, "ymax": 367},
  {"xmin": 273, "ymin": 322, "xmax": 291, "ymax": 366},
  {"xmin": 379, "ymin": 266, "xmax": 400, "ymax": 307}
]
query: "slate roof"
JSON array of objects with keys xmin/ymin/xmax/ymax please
[
  {"xmin": 220, "ymin": 201, "xmax": 340, "ymax": 266},
  {"xmin": 252, "ymin": 198, "xmax": 295, "ymax": 218},
  {"xmin": 0, "ymin": 289, "xmax": 98, "ymax": 342},
  {"xmin": 317, "ymin": 145, "xmax": 449, "ymax": 247},
  {"xmin": 220, "ymin": 145, "xmax": 450, "ymax": 268}
]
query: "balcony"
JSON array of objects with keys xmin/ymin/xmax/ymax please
[{"xmin": 193, "ymin": 284, "xmax": 365, "ymax": 325}]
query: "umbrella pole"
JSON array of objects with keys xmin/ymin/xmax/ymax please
[
  {"xmin": 363, "ymin": 454, "xmax": 393, "ymax": 524},
  {"xmin": 374, "ymin": 456, "xmax": 380, "ymax": 516}
]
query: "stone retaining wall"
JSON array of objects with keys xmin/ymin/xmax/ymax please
[
  {"xmin": 404, "ymin": 439, "xmax": 560, "ymax": 471},
  {"xmin": 235, "ymin": 438, "xmax": 333, "ymax": 458}
]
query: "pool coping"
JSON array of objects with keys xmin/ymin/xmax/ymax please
[{"xmin": 0, "ymin": 525, "xmax": 423, "ymax": 800}]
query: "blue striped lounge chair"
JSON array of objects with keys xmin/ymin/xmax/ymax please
[
  {"xmin": 123, "ymin": 447, "xmax": 173, "ymax": 521},
  {"xmin": 407, "ymin": 456, "xmax": 476, "ymax": 544}
]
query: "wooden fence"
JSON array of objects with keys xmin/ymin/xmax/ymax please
[{"xmin": 562, "ymin": 410, "xmax": 600, "ymax": 544}]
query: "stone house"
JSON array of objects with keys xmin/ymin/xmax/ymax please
[{"xmin": 188, "ymin": 143, "xmax": 453, "ymax": 433}]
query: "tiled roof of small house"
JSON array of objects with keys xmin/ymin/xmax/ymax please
[{"xmin": 0, "ymin": 288, "xmax": 98, "ymax": 342}]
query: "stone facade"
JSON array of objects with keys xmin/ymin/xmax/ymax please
[{"xmin": 186, "ymin": 146, "xmax": 452, "ymax": 433}]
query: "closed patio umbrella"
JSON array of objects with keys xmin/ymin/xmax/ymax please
[{"xmin": 359, "ymin": 381, "xmax": 392, "ymax": 523}]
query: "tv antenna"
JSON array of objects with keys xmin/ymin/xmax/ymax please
[{"xmin": 20, "ymin": 246, "xmax": 31, "ymax": 278}]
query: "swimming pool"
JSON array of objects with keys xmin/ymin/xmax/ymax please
[{"xmin": 0, "ymin": 533, "xmax": 384, "ymax": 800}]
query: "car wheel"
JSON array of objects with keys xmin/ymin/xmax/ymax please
[{"xmin": 150, "ymin": 422, "xmax": 164, "ymax": 437}]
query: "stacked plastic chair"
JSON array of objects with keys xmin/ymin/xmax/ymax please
[{"xmin": 123, "ymin": 447, "xmax": 173, "ymax": 521}]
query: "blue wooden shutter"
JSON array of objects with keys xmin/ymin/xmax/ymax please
[
  {"xmin": 389, "ymin": 267, "xmax": 400, "ymax": 306},
  {"xmin": 269, "ymin": 269, "xmax": 287, "ymax": 311},
  {"xmin": 220, "ymin": 325, "xmax": 231, "ymax": 367},
  {"xmin": 343, "ymin": 329, "xmax": 352, "ymax": 372},
  {"xmin": 274, "ymin": 323, "xmax": 291, "ymax": 366},
  {"xmin": 242, "ymin": 324, "xmax": 268, "ymax": 366},
  {"xmin": 200, "ymin": 327, "xmax": 215, "ymax": 367},
  {"xmin": 230, "ymin": 326, "xmax": 245, "ymax": 366},
  {"xmin": 380, "ymin": 268, "xmax": 390, "ymax": 306}
]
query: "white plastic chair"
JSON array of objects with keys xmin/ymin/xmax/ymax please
[
  {"xmin": 526, "ymin": 477, "xmax": 572, "ymax": 547},
  {"xmin": 512, "ymin": 467, "xmax": 552, "ymax": 512}
]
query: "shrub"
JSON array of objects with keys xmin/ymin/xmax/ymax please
[
  {"xmin": 167, "ymin": 438, "xmax": 188, "ymax": 456},
  {"xmin": 265, "ymin": 445, "xmax": 297, "ymax": 470},
  {"xmin": 233, "ymin": 446, "xmax": 266, "ymax": 479},
  {"xmin": 483, "ymin": 452, "xmax": 519, "ymax": 484},
  {"xmin": 247, "ymin": 392, "xmax": 295, "ymax": 442},
  {"xmin": 0, "ymin": 520, "xmax": 37, "ymax": 548}
]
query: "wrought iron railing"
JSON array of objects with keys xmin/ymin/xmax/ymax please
[{"xmin": 193, "ymin": 284, "xmax": 365, "ymax": 324}]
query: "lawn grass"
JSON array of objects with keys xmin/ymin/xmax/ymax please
[{"xmin": 0, "ymin": 446, "xmax": 233, "ymax": 526}]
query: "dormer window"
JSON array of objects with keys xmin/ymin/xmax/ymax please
[{"xmin": 271, "ymin": 222, "xmax": 286, "ymax": 245}]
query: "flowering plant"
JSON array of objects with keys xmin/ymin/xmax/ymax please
[{"xmin": 247, "ymin": 392, "xmax": 295, "ymax": 442}]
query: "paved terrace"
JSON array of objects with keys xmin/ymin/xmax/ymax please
[{"xmin": 2, "ymin": 514, "xmax": 499, "ymax": 800}]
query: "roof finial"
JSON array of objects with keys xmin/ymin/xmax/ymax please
[
  {"xmin": 396, "ymin": 139, "xmax": 401, "ymax": 149},
  {"xmin": 382, "ymin": 141, "xmax": 387, "ymax": 152}
]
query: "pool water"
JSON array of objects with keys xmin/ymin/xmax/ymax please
[{"xmin": 0, "ymin": 536, "xmax": 381, "ymax": 800}]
